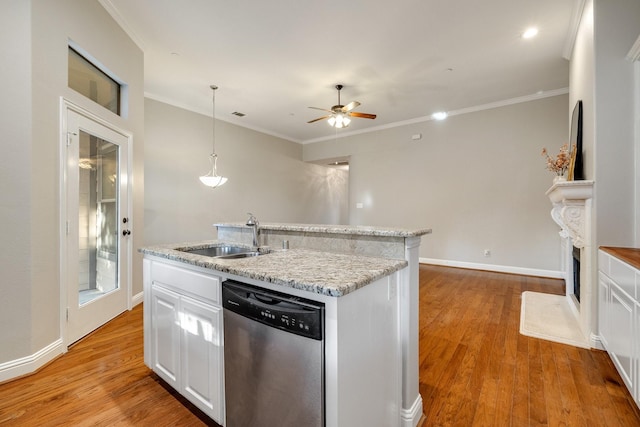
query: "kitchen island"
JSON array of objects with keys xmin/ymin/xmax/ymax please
[{"xmin": 141, "ymin": 223, "xmax": 430, "ymax": 427}]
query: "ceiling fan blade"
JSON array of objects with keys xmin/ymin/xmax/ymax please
[
  {"xmin": 308, "ymin": 106, "xmax": 333, "ymax": 113},
  {"xmin": 341, "ymin": 101, "xmax": 361, "ymax": 113},
  {"xmin": 349, "ymin": 112, "xmax": 377, "ymax": 119},
  {"xmin": 307, "ymin": 115, "xmax": 332, "ymax": 124}
]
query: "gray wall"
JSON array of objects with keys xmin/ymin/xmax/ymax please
[
  {"xmin": 0, "ymin": 0, "xmax": 144, "ymax": 364},
  {"xmin": 304, "ymin": 95, "xmax": 569, "ymax": 272},
  {"xmin": 144, "ymin": 98, "xmax": 348, "ymax": 245},
  {"xmin": 1, "ymin": 0, "xmax": 32, "ymax": 361}
]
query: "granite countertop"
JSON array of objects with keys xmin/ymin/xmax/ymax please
[
  {"xmin": 600, "ymin": 246, "xmax": 640, "ymax": 271},
  {"xmin": 139, "ymin": 241, "xmax": 408, "ymax": 297},
  {"xmin": 214, "ymin": 222, "xmax": 432, "ymax": 238}
]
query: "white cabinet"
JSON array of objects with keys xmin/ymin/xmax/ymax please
[
  {"xmin": 144, "ymin": 259, "xmax": 224, "ymax": 425},
  {"xmin": 150, "ymin": 284, "xmax": 180, "ymax": 388},
  {"xmin": 598, "ymin": 249, "xmax": 639, "ymax": 408}
]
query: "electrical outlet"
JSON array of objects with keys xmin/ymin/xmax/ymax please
[{"xmin": 484, "ymin": 249, "xmax": 491, "ymax": 257}]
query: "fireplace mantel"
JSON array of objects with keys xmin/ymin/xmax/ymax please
[{"xmin": 545, "ymin": 180, "xmax": 594, "ymax": 248}]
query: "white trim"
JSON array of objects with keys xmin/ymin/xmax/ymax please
[
  {"xmin": 131, "ymin": 291, "xmax": 144, "ymax": 307},
  {"xmin": 146, "ymin": 86, "xmax": 569, "ymax": 146},
  {"xmin": 400, "ymin": 394, "xmax": 424, "ymax": 427},
  {"xmin": 0, "ymin": 339, "xmax": 64, "ymax": 383},
  {"xmin": 590, "ymin": 333, "xmax": 605, "ymax": 350},
  {"xmin": 302, "ymin": 88, "xmax": 569, "ymax": 144},
  {"xmin": 562, "ymin": 0, "xmax": 587, "ymax": 60},
  {"xmin": 98, "ymin": 0, "xmax": 146, "ymax": 51},
  {"xmin": 420, "ymin": 257, "xmax": 564, "ymax": 279},
  {"xmin": 144, "ymin": 91, "xmax": 298, "ymax": 143},
  {"xmin": 634, "ymin": 61, "xmax": 640, "ymax": 246},
  {"xmin": 60, "ymin": 98, "xmax": 133, "ymax": 347}
]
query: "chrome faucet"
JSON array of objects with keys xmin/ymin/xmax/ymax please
[{"xmin": 246, "ymin": 213, "xmax": 260, "ymax": 248}]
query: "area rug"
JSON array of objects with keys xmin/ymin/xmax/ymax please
[{"xmin": 520, "ymin": 291, "xmax": 589, "ymax": 348}]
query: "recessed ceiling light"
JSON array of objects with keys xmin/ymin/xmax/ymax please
[
  {"xmin": 522, "ymin": 27, "xmax": 539, "ymax": 39},
  {"xmin": 432, "ymin": 111, "xmax": 448, "ymax": 121}
]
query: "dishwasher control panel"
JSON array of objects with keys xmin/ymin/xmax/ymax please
[{"xmin": 222, "ymin": 280, "xmax": 324, "ymax": 340}]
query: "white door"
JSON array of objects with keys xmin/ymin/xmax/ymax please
[{"xmin": 63, "ymin": 107, "xmax": 130, "ymax": 345}]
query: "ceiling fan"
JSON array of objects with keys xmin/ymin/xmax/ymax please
[{"xmin": 307, "ymin": 84, "xmax": 376, "ymax": 128}]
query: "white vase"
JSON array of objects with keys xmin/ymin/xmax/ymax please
[{"xmin": 553, "ymin": 175, "xmax": 566, "ymax": 184}]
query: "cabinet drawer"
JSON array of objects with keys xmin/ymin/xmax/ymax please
[
  {"xmin": 610, "ymin": 257, "xmax": 637, "ymax": 300},
  {"xmin": 151, "ymin": 261, "xmax": 221, "ymax": 305}
]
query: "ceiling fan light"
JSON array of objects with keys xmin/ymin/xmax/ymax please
[
  {"xmin": 343, "ymin": 116, "xmax": 351, "ymax": 126},
  {"xmin": 327, "ymin": 116, "xmax": 336, "ymax": 126}
]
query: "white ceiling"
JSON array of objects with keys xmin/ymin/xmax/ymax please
[{"xmin": 102, "ymin": 0, "xmax": 577, "ymax": 143}]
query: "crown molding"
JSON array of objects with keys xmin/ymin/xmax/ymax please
[
  {"xmin": 302, "ymin": 88, "xmax": 569, "ymax": 145},
  {"xmin": 98, "ymin": 0, "xmax": 146, "ymax": 51},
  {"xmin": 144, "ymin": 92, "xmax": 299, "ymax": 143},
  {"xmin": 562, "ymin": 0, "xmax": 586, "ymax": 60}
]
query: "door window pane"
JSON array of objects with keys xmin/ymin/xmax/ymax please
[{"xmin": 78, "ymin": 131, "xmax": 119, "ymax": 305}]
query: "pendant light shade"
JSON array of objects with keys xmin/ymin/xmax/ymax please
[{"xmin": 199, "ymin": 85, "xmax": 228, "ymax": 188}]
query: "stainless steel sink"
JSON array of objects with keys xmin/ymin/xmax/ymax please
[
  {"xmin": 178, "ymin": 245, "xmax": 262, "ymax": 259},
  {"xmin": 216, "ymin": 251, "xmax": 261, "ymax": 259}
]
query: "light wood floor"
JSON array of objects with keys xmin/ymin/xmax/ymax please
[{"xmin": 1, "ymin": 265, "xmax": 639, "ymax": 426}]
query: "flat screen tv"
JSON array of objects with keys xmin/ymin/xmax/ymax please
[{"xmin": 570, "ymin": 100, "xmax": 584, "ymax": 180}]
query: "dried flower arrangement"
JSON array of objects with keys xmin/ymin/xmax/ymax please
[{"xmin": 541, "ymin": 143, "xmax": 574, "ymax": 176}]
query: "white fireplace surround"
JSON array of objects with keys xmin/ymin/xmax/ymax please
[{"xmin": 545, "ymin": 180, "xmax": 596, "ymax": 347}]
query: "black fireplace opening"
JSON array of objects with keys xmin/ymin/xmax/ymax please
[{"xmin": 572, "ymin": 246, "xmax": 581, "ymax": 302}]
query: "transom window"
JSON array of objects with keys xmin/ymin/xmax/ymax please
[{"xmin": 68, "ymin": 47, "xmax": 121, "ymax": 115}]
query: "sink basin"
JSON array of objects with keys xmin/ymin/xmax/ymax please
[{"xmin": 178, "ymin": 245, "xmax": 256, "ymax": 258}]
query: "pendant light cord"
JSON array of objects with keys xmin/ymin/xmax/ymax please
[{"xmin": 210, "ymin": 84, "xmax": 218, "ymax": 159}]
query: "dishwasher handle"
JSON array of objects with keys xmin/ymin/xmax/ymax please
[{"xmin": 253, "ymin": 293, "xmax": 281, "ymax": 305}]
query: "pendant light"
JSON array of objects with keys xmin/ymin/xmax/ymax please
[{"xmin": 199, "ymin": 85, "xmax": 228, "ymax": 188}]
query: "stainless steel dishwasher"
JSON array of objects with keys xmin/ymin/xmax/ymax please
[{"xmin": 222, "ymin": 280, "xmax": 325, "ymax": 427}]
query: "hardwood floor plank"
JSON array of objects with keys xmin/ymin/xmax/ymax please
[
  {"xmin": 2, "ymin": 265, "xmax": 640, "ymax": 427},
  {"xmin": 418, "ymin": 265, "xmax": 640, "ymax": 427}
]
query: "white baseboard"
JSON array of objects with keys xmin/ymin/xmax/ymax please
[
  {"xmin": 0, "ymin": 339, "xmax": 64, "ymax": 383},
  {"xmin": 590, "ymin": 333, "xmax": 606, "ymax": 350},
  {"xmin": 420, "ymin": 257, "xmax": 564, "ymax": 279},
  {"xmin": 401, "ymin": 395, "xmax": 423, "ymax": 427},
  {"xmin": 131, "ymin": 291, "xmax": 144, "ymax": 307}
]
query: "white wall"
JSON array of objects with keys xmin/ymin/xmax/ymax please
[
  {"xmin": 569, "ymin": 0, "xmax": 640, "ymax": 339},
  {"xmin": 592, "ymin": 0, "xmax": 640, "ymax": 247},
  {"xmin": 0, "ymin": 0, "xmax": 144, "ymax": 366},
  {"xmin": 304, "ymin": 95, "xmax": 569, "ymax": 273},
  {"xmin": 144, "ymin": 98, "xmax": 348, "ymax": 245}
]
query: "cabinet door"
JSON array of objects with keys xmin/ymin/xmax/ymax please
[
  {"xmin": 150, "ymin": 284, "xmax": 181, "ymax": 389},
  {"xmin": 636, "ymin": 300, "xmax": 640, "ymax": 407},
  {"xmin": 609, "ymin": 283, "xmax": 634, "ymax": 391},
  {"xmin": 598, "ymin": 272, "xmax": 610, "ymax": 348},
  {"xmin": 180, "ymin": 296, "xmax": 224, "ymax": 423}
]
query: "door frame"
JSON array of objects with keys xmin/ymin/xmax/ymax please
[{"xmin": 59, "ymin": 98, "xmax": 133, "ymax": 349}]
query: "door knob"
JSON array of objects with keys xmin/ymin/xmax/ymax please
[{"xmin": 122, "ymin": 229, "xmax": 131, "ymax": 236}]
